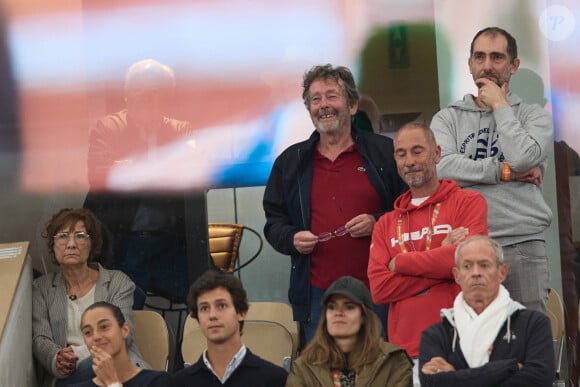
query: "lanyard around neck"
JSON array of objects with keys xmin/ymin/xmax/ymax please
[{"xmin": 396, "ymin": 202, "xmax": 441, "ymax": 252}]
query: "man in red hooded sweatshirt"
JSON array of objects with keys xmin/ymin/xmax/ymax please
[{"xmin": 368, "ymin": 122, "xmax": 488, "ymax": 386}]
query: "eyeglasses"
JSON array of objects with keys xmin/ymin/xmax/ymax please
[
  {"xmin": 317, "ymin": 226, "xmax": 348, "ymax": 242},
  {"xmin": 53, "ymin": 231, "xmax": 90, "ymax": 245}
]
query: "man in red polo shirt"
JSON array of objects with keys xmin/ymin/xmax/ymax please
[{"xmin": 263, "ymin": 64, "xmax": 406, "ymax": 343}]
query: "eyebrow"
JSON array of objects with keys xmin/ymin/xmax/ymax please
[
  {"xmin": 81, "ymin": 318, "xmax": 112, "ymax": 330},
  {"xmin": 461, "ymin": 258, "xmax": 493, "ymax": 264},
  {"xmin": 395, "ymin": 145, "xmax": 424, "ymax": 153},
  {"xmin": 57, "ymin": 229, "xmax": 87, "ymax": 234},
  {"xmin": 311, "ymin": 88, "xmax": 341, "ymax": 96},
  {"xmin": 199, "ymin": 298, "xmax": 229, "ymax": 306},
  {"xmin": 473, "ymin": 50, "xmax": 506, "ymax": 56}
]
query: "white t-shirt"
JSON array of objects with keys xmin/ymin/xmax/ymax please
[{"xmin": 66, "ymin": 285, "xmax": 96, "ymax": 362}]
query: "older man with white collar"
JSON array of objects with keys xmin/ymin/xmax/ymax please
[{"xmin": 419, "ymin": 235, "xmax": 554, "ymax": 387}]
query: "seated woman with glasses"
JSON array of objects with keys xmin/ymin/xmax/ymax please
[
  {"xmin": 69, "ymin": 301, "xmax": 172, "ymax": 387},
  {"xmin": 32, "ymin": 208, "xmax": 149, "ymax": 387},
  {"xmin": 285, "ymin": 276, "xmax": 413, "ymax": 387}
]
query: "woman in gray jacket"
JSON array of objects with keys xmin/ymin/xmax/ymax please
[{"xmin": 32, "ymin": 208, "xmax": 148, "ymax": 387}]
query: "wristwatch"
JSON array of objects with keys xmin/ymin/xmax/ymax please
[{"xmin": 107, "ymin": 383, "xmax": 122, "ymax": 387}]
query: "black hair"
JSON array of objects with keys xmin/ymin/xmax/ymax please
[
  {"xmin": 470, "ymin": 27, "xmax": 518, "ymax": 63},
  {"xmin": 187, "ymin": 269, "xmax": 249, "ymax": 333}
]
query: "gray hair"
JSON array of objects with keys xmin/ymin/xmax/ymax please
[
  {"xmin": 302, "ymin": 64, "xmax": 359, "ymax": 109},
  {"xmin": 124, "ymin": 59, "xmax": 175, "ymax": 93},
  {"xmin": 454, "ymin": 235, "xmax": 504, "ymax": 266}
]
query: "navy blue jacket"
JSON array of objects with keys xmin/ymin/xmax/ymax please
[
  {"xmin": 419, "ymin": 309, "xmax": 554, "ymax": 387},
  {"xmin": 263, "ymin": 128, "xmax": 406, "ymax": 321},
  {"xmin": 173, "ymin": 349, "xmax": 287, "ymax": 387}
]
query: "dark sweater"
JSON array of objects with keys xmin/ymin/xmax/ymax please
[
  {"xmin": 419, "ymin": 309, "xmax": 554, "ymax": 387},
  {"xmin": 173, "ymin": 349, "xmax": 288, "ymax": 387}
]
